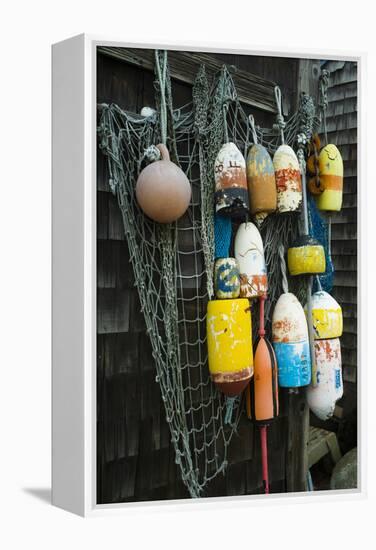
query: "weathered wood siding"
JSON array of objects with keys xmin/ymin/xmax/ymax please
[{"xmin": 321, "ymin": 60, "xmax": 358, "ymax": 449}]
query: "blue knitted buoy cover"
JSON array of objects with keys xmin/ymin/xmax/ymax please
[
  {"xmin": 214, "ymin": 214, "xmax": 232, "ymax": 259},
  {"xmin": 308, "ymin": 195, "xmax": 334, "ymax": 292}
]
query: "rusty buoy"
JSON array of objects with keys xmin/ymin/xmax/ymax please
[
  {"xmin": 214, "ymin": 142, "xmax": 249, "ymax": 218},
  {"xmin": 206, "ymin": 298, "xmax": 253, "ymax": 396}
]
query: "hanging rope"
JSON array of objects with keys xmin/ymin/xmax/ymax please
[
  {"xmin": 274, "ymin": 86, "xmax": 286, "ymax": 144},
  {"xmin": 279, "ymin": 244, "xmax": 289, "ymax": 294},
  {"xmin": 315, "ymin": 275, "xmax": 322, "ymax": 292},
  {"xmin": 155, "ymin": 50, "xmax": 168, "ymax": 145},
  {"xmin": 319, "ymin": 69, "xmax": 330, "ymax": 145},
  {"xmin": 249, "ymin": 114, "xmax": 258, "ymax": 145}
]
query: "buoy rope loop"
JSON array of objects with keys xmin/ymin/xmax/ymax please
[
  {"xmin": 155, "ymin": 49, "xmax": 168, "ymax": 145},
  {"xmin": 248, "ymin": 114, "xmax": 258, "ymax": 144},
  {"xmin": 319, "ymin": 69, "xmax": 330, "ymax": 145},
  {"xmin": 278, "ymin": 244, "xmax": 289, "ymax": 294},
  {"xmin": 274, "ymin": 86, "xmax": 286, "ymax": 144}
]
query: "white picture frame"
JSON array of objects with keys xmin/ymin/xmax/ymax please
[{"xmin": 52, "ymin": 34, "xmax": 365, "ymax": 517}]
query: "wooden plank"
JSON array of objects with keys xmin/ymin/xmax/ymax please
[
  {"xmin": 343, "ymin": 366, "xmax": 357, "ymax": 383},
  {"xmin": 286, "ymin": 388, "xmax": 309, "ymax": 492},
  {"xmin": 308, "ymin": 426, "xmax": 341, "ymax": 468},
  {"xmin": 98, "ymin": 46, "xmax": 278, "ymax": 113},
  {"xmin": 327, "ymin": 96, "xmax": 357, "ymax": 118},
  {"xmin": 97, "ymin": 288, "xmax": 131, "ymax": 334},
  {"xmin": 97, "ymin": 239, "xmax": 133, "ymax": 289}
]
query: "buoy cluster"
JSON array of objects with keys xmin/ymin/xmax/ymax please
[
  {"xmin": 133, "ymin": 87, "xmax": 345, "ymax": 488},
  {"xmin": 214, "ymin": 140, "xmax": 304, "ymax": 220}
]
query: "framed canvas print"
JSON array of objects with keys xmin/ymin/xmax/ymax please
[{"xmin": 52, "ymin": 34, "xmax": 363, "ymax": 516}]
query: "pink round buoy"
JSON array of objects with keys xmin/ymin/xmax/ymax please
[{"xmin": 136, "ymin": 144, "xmax": 191, "ymax": 223}]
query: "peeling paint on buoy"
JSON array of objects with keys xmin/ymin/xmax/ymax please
[
  {"xmin": 234, "ymin": 222, "xmax": 267, "ymax": 299},
  {"xmin": 214, "ymin": 142, "xmax": 249, "ymax": 218},
  {"xmin": 272, "ymin": 292, "xmax": 311, "ymax": 387},
  {"xmin": 207, "ymin": 298, "xmax": 253, "ymax": 396},
  {"xmin": 214, "ymin": 258, "xmax": 240, "ymax": 299},
  {"xmin": 288, "ymin": 235, "xmax": 326, "ymax": 276},
  {"xmin": 307, "ymin": 338, "xmax": 343, "ymax": 420},
  {"xmin": 308, "ymin": 291, "xmax": 343, "ymax": 340},
  {"xmin": 273, "ymin": 145, "xmax": 302, "ymax": 214},
  {"xmin": 246, "ymin": 144, "xmax": 277, "ymax": 217}
]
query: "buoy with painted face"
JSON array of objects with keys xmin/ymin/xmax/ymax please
[
  {"xmin": 206, "ymin": 298, "xmax": 253, "ymax": 396},
  {"xmin": 136, "ymin": 144, "xmax": 191, "ymax": 223},
  {"xmin": 273, "ymin": 144, "xmax": 302, "ymax": 214},
  {"xmin": 288, "ymin": 235, "xmax": 326, "ymax": 276},
  {"xmin": 272, "ymin": 292, "xmax": 311, "ymax": 388},
  {"xmin": 307, "ymin": 338, "xmax": 343, "ymax": 420},
  {"xmin": 308, "ymin": 290, "xmax": 343, "ymax": 340},
  {"xmin": 214, "ymin": 142, "xmax": 249, "ymax": 218},
  {"xmin": 308, "ymin": 144, "xmax": 343, "ymax": 212},
  {"xmin": 246, "ymin": 144, "xmax": 277, "ymax": 218},
  {"xmin": 234, "ymin": 222, "xmax": 268, "ymax": 299}
]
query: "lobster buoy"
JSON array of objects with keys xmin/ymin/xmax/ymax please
[
  {"xmin": 288, "ymin": 235, "xmax": 326, "ymax": 276},
  {"xmin": 252, "ymin": 295, "xmax": 279, "ymax": 423},
  {"xmin": 214, "ymin": 142, "xmax": 249, "ymax": 218},
  {"xmin": 136, "ymin": 144, "xmax": 191, "ymax": 223},
  {"xmin": 246, "ymin": 144, "xmax": 277, "ymax": 217},
  {"xmin": 310, "ymin": 144, "xmax": 343, "ymax": 212},
  {"xmin": 214, "ymin": 258, "xmax": 240, "ymax": 299},
  {"xmin": 207, "ymin": 298, "xmax": 253, "ymax": 396},
  {"xmin": 234, "ymin": 222, "xmax": 267, "ymax": 299},
  {"xmin": 307, "ymin": 338, "xmax": 343, "ymax": 420},
  {"xmin": 309, "ymin": 290, "xmax": 343, "ymax": 339},
  {"xmin": 272, "ymin": 292, "xmax": 311, "ymax": 387},
  {"xmin": 273, "ymin": 145, "xmax": 302, "ymax": 214}
]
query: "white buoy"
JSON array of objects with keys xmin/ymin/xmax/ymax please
[
  {"xmin": 234, "ymin": 222, "xmax": 267, "ymax": 299},
  {"xmin": 307, "ymin": 338, "xmax": 343, "ymax": 420},
  {"xmin": 273, "ymin": 144, "xmax": 302, "ymax": 214}
]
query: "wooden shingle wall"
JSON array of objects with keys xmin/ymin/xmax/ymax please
[
  {"xmin": 96, "ymin": 51, "xmax": 341, "ymax": 503},
  {"xmin": 323, "ymin": 60, "xmax": 358, "ymax": 441}
]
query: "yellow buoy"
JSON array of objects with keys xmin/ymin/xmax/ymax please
[
  {"xmin": 206, "ymin": 299, "xmax": 253, "ymax": 396},
  {"xmin": 288, "ymin": 235, "xmax": 326, "ymax": 276},
  {"xmin": 315, "ymin": 144, "xmax": 343, "ymax": 212},
  {"xmin": 308, "ymin": 290, "xmax": 343, "ymax": 340}
]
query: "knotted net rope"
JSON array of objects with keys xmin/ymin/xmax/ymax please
[{"xmin": 98, "ymin": 53, "xmax": 319, "ymax": 497}]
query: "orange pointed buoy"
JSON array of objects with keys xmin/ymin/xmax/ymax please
[{"xmin": 246, "ymin": 295, "xmax": 279, "ymax": 494}]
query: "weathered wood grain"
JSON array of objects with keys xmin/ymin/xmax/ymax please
[{"xmin": 98, "ymin": 46, "xmax": 279, "ymax": 113}]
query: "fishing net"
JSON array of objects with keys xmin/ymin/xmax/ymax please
[{"xmin": 97, "ymin": 51, "xmax": 320, "ymax": 497}]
